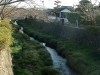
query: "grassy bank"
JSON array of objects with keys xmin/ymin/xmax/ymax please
[
  {"xmin": 17, "ymin": 19, "xmax": 100, "ymax": 75},
  {"xmin": 11, "ymin": 24, "xmax": 60, "ymax": 75}
]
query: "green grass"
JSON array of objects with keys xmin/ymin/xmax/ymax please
[
  {"xmin": 17, "ymin": 19, "xmax": 100, "ymax": 75},
  {"xmin": 11, "ymin": 25, "xmax": 60, "ymax": 75}
]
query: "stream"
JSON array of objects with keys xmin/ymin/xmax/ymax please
[
  {"xmin": 14, "ymin": 21, "xmax": 77, "ymax": 75},
  {"xmin": 42, "ymin": 43, "xmax": 76, "ymax": 75}
]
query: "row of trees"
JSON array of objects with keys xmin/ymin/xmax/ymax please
[{"xmin": 53, "ymin": 0, "xmax": 100, "ymax": 25}]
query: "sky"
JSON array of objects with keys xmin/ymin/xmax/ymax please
[
  {"xmin": 15, "ymin": 0, "xmax": 99, "ymax": 8},
  {"xmin": 34, "ymin": 0, "xmax": 79, "ymax": 8},
  {"xmin": 39, "ymin": 0, "xmax": 80, "ymax": 8}
]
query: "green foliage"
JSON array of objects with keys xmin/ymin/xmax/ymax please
[
  {"xmin": 95, "ymin": 15, "xmax": 100, "ymax": 25},
  {"xmin": 80, "ymin": 26, "xmax": 100, "ymax": 48},
  {"xmin": 67, "ymin": 13, "xmax": 80, "ymax": 24},
  {"xmin": 18, "ymin": 19, "xmax": 100, "ymax": 75},
  {"xmin": 89, "ymin": 70, "xmax": 100, "ymax": 75},
  {"xmin": 42, "ymin": 66, "xmax": 60, "ymax": 75},
  {"xmin": 14, "ymin": 67, "xmax": 33, "ymax": 75},
  {"xmin": 11, "ymin": 26, "xmax": 59, "ymax": 75}
]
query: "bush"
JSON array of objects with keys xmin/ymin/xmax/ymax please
[
  {"xmin": 13, "ymin": 67, "xmax": 33, "ymax": 75},
  {"xmin": 67, "ymin": 13, "xmax": 80, "ymax": 24},
  {"xmin": 95, "ymin": 15, "xmax": 100, "ymax": 25},
  {"xmin": 0, "ymin": 19, "xmax": 12, "ymax": 49},
  {"xmin": 17, "ymin": 19, "xmax": 100, "ymax": 75},
  {"xmin": 12, "ymin": 29, "xmax": 54, "ymax": 75},
  {"xmin": 0, "ymin": 18, "xmax": 12, "ymax": 30},
  {"xmin": 42, "ymin": 66, "xmax": 60, "ymax": 75},
  {"xmin": 82, "ymin": 26, "xmax": 100, "ymax": 48}
]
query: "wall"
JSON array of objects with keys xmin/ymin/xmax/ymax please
[{"xmin": 0, "ymin": 47, "xmax": 13, "ymax": 75}]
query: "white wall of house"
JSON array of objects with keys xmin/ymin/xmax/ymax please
[
  {"xmin": 48, "ymin": 16, "xmax": 56, "ymax": 20},
  {"xmin": 47, "ymin": 9, "xmax": 71, "ymax": 24},
  {"xmin": 59, "ymin": 9, "xmax": 71, "ymax": 24}
]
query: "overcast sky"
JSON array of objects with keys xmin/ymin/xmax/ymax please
[
  {"xmin": 15, "ymin": 0, "xmax": 99, "ymax": 8},
  {"xmin": 34, "ymin": 0, "xmax": 79, "ymax": 8}
]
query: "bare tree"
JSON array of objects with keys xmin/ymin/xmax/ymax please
[
  {"xmin": 0, "ymin": 0, "xmax": 25, "ymax": 19},
  {"xmin": 0, "ymin": 0, "xmax": 49, "ymax": 20}
]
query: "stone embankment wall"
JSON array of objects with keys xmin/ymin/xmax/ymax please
[{"xmin": 0, "ymin": 47, "xmax": 13, "ymax": 75}]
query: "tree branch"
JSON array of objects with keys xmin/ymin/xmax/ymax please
[{"xmin": 0, "ymin": 0, "xmax": 25, "ymax": 6}]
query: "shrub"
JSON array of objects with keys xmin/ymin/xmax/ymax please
[
  {"xmin": 13, "ymin": 67, "xmax": 33, "ymax": 75},
  {"xmin": 12, "ymin": 30, "xmax": 54, "ymax": 75},
  {"xmin": 17, "ymin": 19, "xmax": 100, "ymax": 75},
  {"xmin": 42, "ymin": 66, "xmax": 60, "ymax": 75},
  {"xmin": 0, "ymin": 19, "xmax": 12, "ymax": 48},
  {"xmin": 0, "ymin": 18, "xmax": 12, "ymax": 30},
  {"xmin": 95, "ymin": 15, "xmax": 100, "ymax": 25},
  {"xmin": 67, "ymin": 13, "xmax": 80, "ymax": 24}
]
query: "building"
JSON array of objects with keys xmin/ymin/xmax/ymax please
[{"xmin": 55, "ymin": 6, "xmax": 74, "ymax": 24}]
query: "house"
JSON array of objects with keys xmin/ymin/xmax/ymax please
[{"xmin": 55, "ymin": 6, "xmax": 74, "ymax": 24}]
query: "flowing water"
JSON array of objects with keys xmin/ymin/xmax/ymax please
[
  {"xmin": 14, "ymin": 21, "xmax": 77, "ymax": 75},
  {"xmin": 41, "ymin": 43, "xmax": 76, "ymax": 75}
]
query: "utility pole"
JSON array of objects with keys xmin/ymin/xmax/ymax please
[
  {"xmin": 42, "ymin": 0, "xmax": 44, "ymax": 8},
  {"xmin": 41, "ymin": 0, "xmax": 44, "ymax": 9},
  {"xmin": 76, "ymin": 20, "xmax": 79, "ymax": 28}
]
